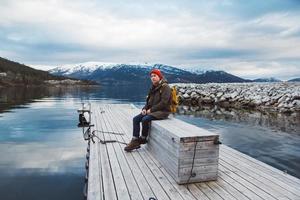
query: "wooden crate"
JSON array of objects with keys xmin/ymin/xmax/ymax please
[{"xmin": 146, "ymin": 117, "xmax": 220, "ymax": 184}]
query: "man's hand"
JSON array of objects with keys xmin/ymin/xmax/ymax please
[
  {"xmin": 146, "ymin": 109, "xmax": 151, "ymax": 114},
  {"xmin": 141, "ymin": 109, "xmax": 147, "ymax": 115}
]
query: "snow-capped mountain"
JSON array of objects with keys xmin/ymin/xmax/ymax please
[
  {"xmin": 183, "ymin": 66, "xmax": 210, "ymax": 75},
  {"xmin": 50, "ymin": 62, "xmax": 122, "ymax": 75},
  {"xmin": 49, "ymin": 62, "xmax": 249, "ymax": 85},
  {"xmin": 253, "ymin": 77, "xmax": 282, "ymax": 82},
  {"xmin": 288, "ymin": 78, "xmax": 300, "ymax": 82}
]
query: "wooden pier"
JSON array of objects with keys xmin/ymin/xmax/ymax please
[{"xmin": 84, "ymin": 103, "xmax": 300, "ymax": 200}]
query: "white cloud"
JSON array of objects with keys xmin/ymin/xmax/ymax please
[{"xmin": 0, "ymin": 0, "xmax": 300, "ymax": 79}]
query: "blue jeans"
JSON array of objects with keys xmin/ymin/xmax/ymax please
[{"xmin": 133, "ymin": 113, "xmax": 157, "ymax": 138}]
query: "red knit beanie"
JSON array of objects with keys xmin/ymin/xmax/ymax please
[{"xmin": 150, "ymin": 69, "xmax": 163, "ymax": 79}]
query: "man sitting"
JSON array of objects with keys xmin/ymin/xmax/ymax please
[{"xmin": 124, "ymin": 69, "xmax": 172, "ymax": 152}]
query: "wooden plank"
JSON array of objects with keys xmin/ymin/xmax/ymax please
[
  {"xmin": 147, "ymin": 132, "xmax": 179, "ymax": 165},
  {"xmin": 206, "ymin": 181, "xmax": 240, "ymax": 200},
  {"xmin": 153, "ymin": 118, "xmax": 218, "ymax": 138},
  {"xmin": 195, "ymin": 182, "xmax": 223, "ymax": 200},
  {"xmin": 219, "ymin": 158, "xmax": 293, "ymax": 200},
  {"xmin": 96, "ymin": 106, "xmax": 131, "ymax": 200},
  {"xmin": 153, "ymin": 121, "xmax": 218, "ymax": 143},
  {"xmin": 148, "ymin": 128, "xmax": 180, "ymax": 158},
  {"xmin": 221, "ymin": 145, "xmax": 300, "ymax": 187},
  {"xmin": 221, "ymin": 145, "xmax": 300, "ymax": 192},
  {"xmin": 218, "ymin": 170, "xmax": 264, "ymax": 200},
  {"xmin": 149, "ymin": 125, "xmax": 181, "ymax": 150},
  {"xmin": 137, "ymin": 148, "xmax": 186, "ymax": 200},
  {"xmin": 179, "ymin": 148, "xmax": 219, "ymax": 159},
  {"xmin": 219, "ymin": 164, "xmax": 277, "ymax": 199},
  {"xmin": 104, "ymin": 106, "xmax": 158, "ymax": 200},
  {"xmin": 220, "ymin": 148, "xmax": 300, "ymax": 199},
  {"xmin": 146, "ymin": 140, "xmax": 179, "ymax": 178},
  {"xmin": 93, "ymin": 107, "xmax": 118, "ymax": 200},
  {"xmin": 180, "ymin": 140, "xmax": 220, "ymax": 151},
  {"xmin": 143, "ymin": 147, "xmax": 211, "ymax": 200},
  {"xmin": 86, "ymin": 104, "xmax": 300, "ymax": 200},
  {"xmin": 179, "ymin": 165, "xmax": 219, "ymax": 176},
  {"xmin": 87, "ymin": 105, "xmax": 103, "ymax": 200},
  {"xmin": 179, "ymin": 157, "xmax": 219, "ymax": 168},
  {"xmin": 99, "ymin": 105, "xmax": 147, "ymax": 200},
  {"xmin": 105, "ymin": 105, "xmax": 172, "ymax": 200},
  {"xmin": 213, "ymin": 176, "xmax": 251, "ymax": 200},
  {"xmin": 178, "ymin": 173, "xmax": 219, "ymax": 185},
  {"xmin": 141, "ymin": 149, "xmax": 201, "ymax": 200}
]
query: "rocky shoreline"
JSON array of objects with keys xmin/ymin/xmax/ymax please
[
  {"xmin": 45, "ymin": 79, "xmax": 86, "ymax": 85},
  {"xmin": 172, "ymin": 82, "xmax": 300, "ymax": 113}
]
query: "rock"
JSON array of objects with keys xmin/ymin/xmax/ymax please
[
  {"xmin": 202, "ymin": 97, "xmax": 214, "ymax": 104},
  {"xmin": 253, "ymin": 99, "xmax": 262, "ymax": 105},
  {"xmin": 293, "ymin": 100, "xmax": 300, "ymax": 107},
  {"xmin": 230, "ymin": 92, "xmax": 239, "ymax": 99},
  {"xmin": 216, "ymin": 92, "xmax": 223, "ymax": 98},
  {"xmin": 285, "ymin": 102, "xmax": 294, "ymax": 108},
  {"xmin": 219, "ymin": 96, "xmax": 226, "ymax": 102},
  {"xmin": 277, "ymin": 103, "xmax": 285, "ymax": 108},
  {"xmin": 219, "ymin": 101, "xmax": 231, "ymax": 108},
  {"xmin": 223, "ymin": 93, "xmax": 231, "ymax": 99},
  {"xmin": 190, "ymin": 92, "xmax": 198, "ymax": 98},
  {"xmin": 278, "ymin": 96, "xmax": 286, "ymax": 103},
  {"xmin": 179, "ymin": 88, "xmax": 185, "ymax": 93},
  {"xmin": 210, "ymin": 93, "xmax": 216, "ymax": 98},
  {"xmin": 183, "ymin": 93, "xmax": 190, "ymax": 99},
  {"xmin": 292, "ymin": 96, "xmax": 300, "ymax": 100},
  {"xmin": 191, "ymin": 97, "xmax": 198, "ymax": 106},
  {"xmin": 174, "ymin": 82, "xmax": 300, "ymax": 112}
]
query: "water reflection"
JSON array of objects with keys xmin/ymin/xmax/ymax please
[
  {"xmin": 0, "ymin": 85, "xmax": 300, "ymax": 200},
  {"xmin": 0, "ymin": 85, "xmax": 149, "ymax": 114},
  {"xmin": 0, "ymin": 86, "xmax": 95, "ymax": 114},
  {"xmin": 177, "ymin": 105, "xmax": 300, "ymax": 134},
  {"xmin": 0, "ymin": 94, "xmax": 89, "ymax": 200},
  {"xmin": 0, "ymin": 85, "xmax": 150, "ymax": 200}
]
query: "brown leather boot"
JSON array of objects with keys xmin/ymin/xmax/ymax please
[
  {"xmin": 138, "ymin": 137, "xmax": 148, "ymax": 144},
  {"xmin": 124, "ymin": 139, "xmax": 141, "ymax": 152}
]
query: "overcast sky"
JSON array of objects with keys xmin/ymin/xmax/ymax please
[{"xmin": 1, "ymin": 0, "xmax": 300, "ymax": 80}]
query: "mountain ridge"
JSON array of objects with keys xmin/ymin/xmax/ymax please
[
  {"xmin": 253, "ymin": 77, "xmax": 282, "ymax": 82},
  {"xmin": 0, "ymin": 57, "xmax": 95, "ymax": 86},
  {"xmin": 288, "ymin": 78, "xmax": 300, "ymax": 82},
  {"xmin": 49, "ymin": 63, "xmax": 250, "ymax": 85}
]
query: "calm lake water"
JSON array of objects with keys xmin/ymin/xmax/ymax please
[{"xmin": 0, "ymin": 85, "xmax": 299, "ymax": 200}]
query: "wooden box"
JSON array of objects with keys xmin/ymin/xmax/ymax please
[{"xmin": 146, "ymin": 117, "xmax": 220, "ymax": 184}]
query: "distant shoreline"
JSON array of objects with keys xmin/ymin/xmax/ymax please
[{"xmin": 0, "ymin": 79, "xmax": 99, "ymax": 88}]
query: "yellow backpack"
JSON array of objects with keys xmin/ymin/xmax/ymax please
[
  {"xmin": 161, "ymin": 84, "xmax": 178, "ymax": 113},
  {"xmin": 170, "ymin": 85, "xmax": 178, "ymax": 113}
]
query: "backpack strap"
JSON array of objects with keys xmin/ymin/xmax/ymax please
[{"xmin": 159, "ymin": 83, "xmax": 168, "ymax": 94}]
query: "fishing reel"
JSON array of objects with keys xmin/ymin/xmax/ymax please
[
  {"xmin": 77, "ymin": 103, "xmax": 97, "ymax": 142},
  {"xmin": 77, "ymin": 103, "xmax": 91, "ymax": 128}
]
